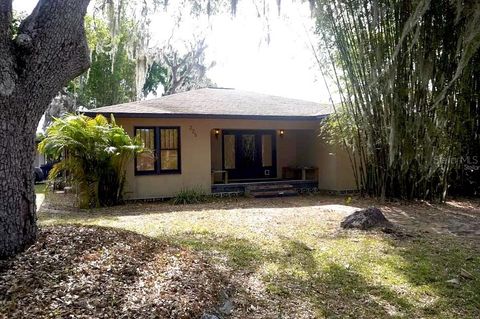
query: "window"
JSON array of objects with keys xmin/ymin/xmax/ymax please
[
  {"xmin": 135, "ymin": 128, "xmax": 155, "ymax": 172},
  {"xmin": 135, "ymin": 127, "xmax": 181, "ymax": 175},
  {"xmin": 223, "ymin": 134, "xmax": 236, "ymax": 169},
  {"xmin": 241, "ymin": 134, "xmax": 256, "ymax": 165},
  {"xmin": 160, "ymin": 128, "xmax": 179, "ymax": 170},
  {"xmin": 262, "ymin": 134, "xmax": 272, "ymax": 167}
]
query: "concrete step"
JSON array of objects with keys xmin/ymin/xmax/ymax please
[
  {"xmin": 250, "ymin": 189, "xmax": 299, "ymax": 198},
  {"xmin": 246, "ymin": 184, "xmax": 298, "ymax": 198},
  {"xmin": 247, "ymin": 184, "xmax": 294, "ymax": 192}
]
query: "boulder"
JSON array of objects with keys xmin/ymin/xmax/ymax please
[
  {"xmin": 341, "ymin": 207, "xmax": 393, "ymax": 230},
  {"xmin": 218, "ymin": 290, "xmax": 234, "ymax": 316},
  {"xmin": 219, "ymin": 299, "xmax": 233, "ymax": 315}
]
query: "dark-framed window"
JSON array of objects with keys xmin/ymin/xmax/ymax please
[{"xmin": 134, "ymin": 126, "xmax": 181, "ymax": 175}]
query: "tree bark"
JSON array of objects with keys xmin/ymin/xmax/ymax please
[
  {"xmin": 0, "ymin": 0, "xmax": 91, "ymax": 258},
  {"xmin": 0, "ymin": 115, "xmax": 38, "ymax": 256}
]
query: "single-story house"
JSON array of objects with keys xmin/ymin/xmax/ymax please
[{"xmin": 85, "ymin": 88, "xmax": 356, "ymax": 199}]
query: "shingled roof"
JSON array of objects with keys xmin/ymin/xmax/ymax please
[{"xmin": 84, "ymin": 88, "xmax": 333, "ymax": 120}]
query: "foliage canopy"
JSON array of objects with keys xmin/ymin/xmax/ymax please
[{"xmin": 316, "ymin": 0, "xmax": 480, "ymax": 200}]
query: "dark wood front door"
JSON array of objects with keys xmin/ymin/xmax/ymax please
[{"xmin": 222, "ymin": 130, "xmax": 277, "ymax": 180}]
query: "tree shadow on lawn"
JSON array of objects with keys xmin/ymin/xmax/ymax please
[
  {"xmin": 0, "ymin": 225, "xmax": 224, "ymax": 319},
  {"xmin": 388, "ymin": 235, "xmax": 480, "ymax": 316},
  {"xmin": 35, "ymin": 192, "xmax": 480, "ymax": 318},
  {"xmin": 162, "ymin": 229, "xmax": 480, "ymax": 318},
  {"xmin": 38, "ymin": 194, "xmax": 359, "ymax": 231},
  {"xmin": 288, "ymin": 235, "xmax": 478, "ymax": 318},
  {"xmin": 2, "ymin": 222, "xmax": 477, "ymax": 318},
  {"xmin": 40, "ymin": 193, "xmax": 360, "ymax": 218},
  {"xmin": 41, "ymin": 193, "xmax": 480, "ymax": 240}
]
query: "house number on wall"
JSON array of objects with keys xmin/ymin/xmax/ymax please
[{"xmin": 189, "ymin": 125, "xmax": 198, "ymax": 137}]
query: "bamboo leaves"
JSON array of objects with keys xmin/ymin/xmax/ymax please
[{"xmin": 316, "ymin": 0, "xmax": 480, "ymax": 200}]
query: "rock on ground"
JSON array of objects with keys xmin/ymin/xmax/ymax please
[{"xmin": 341, "ymin": 207, "xmax": 393, "ymax": 230}]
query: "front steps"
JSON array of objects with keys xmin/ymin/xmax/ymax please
[
  {"xmin": 246, "ymin": 183, "xmax": 298, "ymax": 198},
  {"xmin": 211, "ymin": 180, "xmax": 318, "ymax": 197}
]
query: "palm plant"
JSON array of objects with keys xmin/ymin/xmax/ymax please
[{"xmin": 38, "ymin": 114, "xmax": 143, "ymax": 208}]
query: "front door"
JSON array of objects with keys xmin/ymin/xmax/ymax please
[{"xmin": 222, "ymin": 130, "xmax": 277, "ymax": 180}]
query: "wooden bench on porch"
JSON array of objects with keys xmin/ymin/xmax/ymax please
[
  {"xmin": 282, "ymin": 166, "xmax": 318, "ymax": 181},
  {"xmin": 212, "ymin": 170, "xmax": 229, "ymax": 184}
]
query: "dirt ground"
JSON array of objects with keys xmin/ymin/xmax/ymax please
[
  {"xmin": 40, "ymin": 193, "xmax": 480, "ymax": 238},
  {"xmin": 2, "ymin": 193, "xmax": 479, "ymax": 318}
]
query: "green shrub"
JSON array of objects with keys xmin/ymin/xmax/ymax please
[
  {"xmin": 172, "ymin": 188, "xmax": 207, "ymax": 205},
  {"xmin": 38, "ymin": 114, "xmax": 143, "ymax": 208}
]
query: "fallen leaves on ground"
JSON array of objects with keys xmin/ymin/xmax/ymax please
[
  {"xmin": 0, "ymin": 226, "xmax": 224, "ymax": 319},
  {"xmin": 33, "ymin": 194, "xmax": 480, "ymax": 318}
]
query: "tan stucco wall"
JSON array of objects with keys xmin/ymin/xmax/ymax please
[
  {"xmin": 315, "ymin": 141, "xmax": 357, "ymax": 191},
  {"xmin": 116, "ymin": 117, "xmax": 356, "ymax": 199}
]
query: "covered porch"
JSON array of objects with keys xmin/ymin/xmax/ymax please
[{"xmin": 210, "ymin": 128, "xmax": 321, "ymax": 195}]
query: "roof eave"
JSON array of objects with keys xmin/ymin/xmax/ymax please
[{"xmin": 82, "ymin": 111, "xmax": 330, "ymax": 121}]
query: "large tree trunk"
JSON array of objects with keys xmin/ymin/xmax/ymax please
[
  {"xmin": 0, "ymin": 116, "xmax": 38, "ymax": 256},
  {"xmin": 0, "ymin": 0, "xmax": 91, "ymax": 258}
]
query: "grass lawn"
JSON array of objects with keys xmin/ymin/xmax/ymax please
[
  {"xmin": 3, "ymin": 194, "xmax": 480, "ymax": 318},
  {"xmin": 34, "ymin": 183, "xmax": 46, "ymax": 194}
]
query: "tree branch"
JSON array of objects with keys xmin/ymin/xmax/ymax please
[
  {"xmin": 16, "ymin": 0, "xmax": 91, "ymax": 104},
  {"xmin": 0, "ymin": 0, "xmax": 12, "ymax": 41}
]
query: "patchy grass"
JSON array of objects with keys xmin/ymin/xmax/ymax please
[
  {"xmin": 34, "ymin": 183, "xmax": 46, "ymax": 194},
  {"xmin": 172, "ymin": 188, "xmax": 208, "ymax": 205},
  {"xmin": 27, "ymin": 196, "xmax": 480, "ymax": 317}
]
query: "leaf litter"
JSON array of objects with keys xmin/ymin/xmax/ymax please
[{"xmin": 0, "ymin": 226, "xmax": 224, "ymax": 319}]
